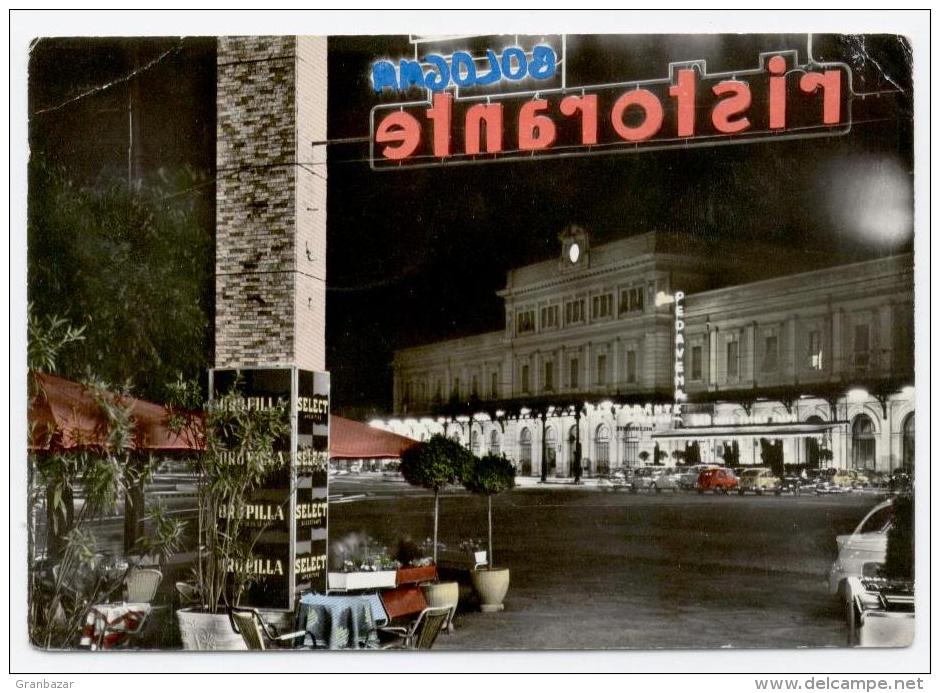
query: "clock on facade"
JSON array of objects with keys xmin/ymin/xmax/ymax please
[{"xmin": 568, "ymin": 242, "xmax": 581, "ymax": 264}]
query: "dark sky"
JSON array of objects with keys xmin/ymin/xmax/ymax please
[{"xmin": 27, "ymin": 34, "xmax": 914, "ymax": 416}]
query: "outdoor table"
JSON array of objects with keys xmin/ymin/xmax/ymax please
[
  {"xmin": 78, "ymin": 602, "xmax": 151, "ymax": 650},
  {"xmin": 296, "ymin": 593, "xmax": 385, "ymax": 649}
]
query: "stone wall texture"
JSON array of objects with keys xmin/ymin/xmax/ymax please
[{"xmin": 215, "ymin": 36, "xmax": 327, "ymax": 371}]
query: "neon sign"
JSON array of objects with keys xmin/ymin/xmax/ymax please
[
  {"xmin": 674, "ymin": 290, "xmax": 686, "ymax": 407},
  {"xmin": 369, "ymin": 47, "xmax": 852, "ymax": 169},
  {"xmin": 371, "ymin": 45, "xmax": 557, "ymax": 93}
]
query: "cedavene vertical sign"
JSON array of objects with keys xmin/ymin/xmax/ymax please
[{"xmin": 210, "ymin": 367, "xmax": 329, "ymax": 610}]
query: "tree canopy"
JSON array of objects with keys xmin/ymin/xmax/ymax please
[
  {"xmin": 399, "ymin": 433, "xmax": 468, "ymax": 493},
  {"xmin": 27, "ymin": 158, "xmax": 213, "ymax": 402},
  {"xmin": 462, "ymin": 453, "xmax": 516, "ymax": 497}
]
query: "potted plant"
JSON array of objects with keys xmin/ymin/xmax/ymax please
[
  {"xmin": 399, "ymin": 434, "xmax": 467, "ymax": 564},
  {"xmin": 168, "ymin": 379, "xmax": 291, "ymax": 650},
  {"xmin": 462, "ymin": 452, "xmax": 516, "ymax": 612},
  {"xmin": 399, "ymin": 434, "xmax": 468, "ymax": 618},
  {"xmin": 460, "ymin": 538, "xmax": 487, "ymax": 567},
  {"xmin": 327, "ymin": 533, "xmax": 398, "ymax": 591}
]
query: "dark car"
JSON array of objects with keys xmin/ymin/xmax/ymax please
[{"xmin": 696, "ymin": 467, "xmax": 738, "ymax": 494}]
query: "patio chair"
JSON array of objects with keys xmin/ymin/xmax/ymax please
[
  {"xmin": 228, "ymin": 607, "xmax": 307, "ymax": 651},
  {"xmin": 378, "ymin": 606, "xmax": 451, "ymax": 650},
  {"xmin": 175, "ymin": 581, "xmax": 201, "ymax": 607},
  {"xmin": 124, "ymin": 568, "xmax": 162, "ymax": 603}
]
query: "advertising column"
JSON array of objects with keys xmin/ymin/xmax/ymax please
[{"xmin": 210, "ymin": 367, "xmax": 329, "ymax": 611}]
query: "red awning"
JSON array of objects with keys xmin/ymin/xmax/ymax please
[
  {"xmin": 28, "ymin": 371, "xmax": 203, "ymax": 452},
  {"xmin": 28, "ymin": 371, "xmax": 418, "ymax": 459},
  {"xmin": 329, "ymin": 417, "xmax": 420, "ymax": 460}
]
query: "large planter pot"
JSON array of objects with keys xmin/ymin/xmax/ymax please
[
  {"xmin": 421, "ymin": 581, "xmax": 459, "ymax": 630},
  {"xmin": 176, "ymin": 608, "xmax": 247, "ymax": 651},
  {"xmin": 471, "ymin": 567, "xmax": 510, "ymax": 613}
]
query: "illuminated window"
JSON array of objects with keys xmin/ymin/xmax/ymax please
[
  {"xmin": 626, "ymin": 350, "xmax": 637, "ymax": 384},
  {"xmin": 852, "ymin": 414, "xmax": 875, "ymax": 470},
  {"xmin": 691, "ymin": 345, "xmax": 702, "ymax": 380},
  {"xmin": 807, "ymin": 330, "xmax": 823, "ymax": 371},
  {"xmin": 594, "ymin": 424, "xmax": 610, "ymax": 475},
  {"xmin": 471, "ymin": 430, "xmax": 481, "ymax": 456}
]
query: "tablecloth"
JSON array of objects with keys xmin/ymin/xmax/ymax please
[
  {"xmin": 296, "ymin": 593, "xmax": 383, "ymax": 649},
  {"xmin": 79, "ymin": 602, "xmax": 151, "ymax": 650}
]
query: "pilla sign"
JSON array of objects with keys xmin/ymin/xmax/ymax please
[{"xmin": 369, "ymin": 47, "xmax": 851, "ymax": 169}]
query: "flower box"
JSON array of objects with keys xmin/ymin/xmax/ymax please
[
  {"xmin": 396, "ymin": 564, "xmax": 438, "ymax": 586},
  {"xmin": 327, "ymin": 570, "xmax": 397, "ymax": 592}
]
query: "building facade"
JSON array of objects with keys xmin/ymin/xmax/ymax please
[{"xmin": 378, "ymin": 228, "xmax": 915, "ymax": 478}]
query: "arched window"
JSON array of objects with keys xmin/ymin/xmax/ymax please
[
  {"xmin": 488, "ymin": 429, "xmax": 500, "ymax": 455},
  {"xmin": 852, "ymin": 414, "xmax": 876, "ymax": 471},
  {"xmin": 902, "ymin": 413, "xmax": 914, "ymax": 470},
  {"xmin": 595, "ymin": 424, "xmax": 611, "ymax": 475},
  {"xmin": 519, "ymin": 428, "xmax": 532, "ymax": 476},
  {"xmin": 545, "ymin": 427, "xmax": 557, "ymax": 475},
  {"xmin": 470, "ymin": 429, "xmax": 481, "ymax": 456},
  {"xmin": 804, "ymin": 415, "xmax": 825, "ymax": 468}
]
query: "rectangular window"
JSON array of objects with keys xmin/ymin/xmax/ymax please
[
  {"xmin": 565, "ymin": 299, "xmax": 585, "ymax": 325},
  {"xmin": 691, "ymin": 345, "xmax": 702, "ymax": 380},
  {"xmin": 626, "ymin": 350, "xmax": 637, "ymax": 384},
  {"xmin": 471, "ymin": 376, "xmax": 479, "ymax": 398},
  {"xmin": 569, "ymin": 358, "xmax": 579, "ymax": 389},
  {"xmin": 490, "ymin": 372, "xmax": 498, "ymax": 399},
  {"xmin": 619, "ymin": 287, "xmax": 645, "ymax": 315},
  {"xmin": 854, "ymin": 323, "xmax": 871, "ymax": 370},
  {"xmin": 544, "ymin": 361, "xmax": 554, "ymax": 391},
  {"xmin": 540, "ymin": 305, "xmax": 558, "ymax": 330},
  {"xmin": 623, "ymin": 435, "xmax": 638, "ymax": 466},
  {"xmin": 808, "ymin": 330, "xmax": 823, "ymax": 370},
  {"xmin": 591, "ymin": 294, "xmax": 612, "ymax": 319},
  {"xmin": 453, "ymin": 377, "xmax": 460, "ymax": 398},
  {"xmin": 727, "ymin": 340, "xmax": 739, "ymax": 378},
  {"xmin": 762, "ymin": 335, "xmax": 778, "ymax": 372},
  {"xmin": 517, "ymin": 310, "xmax": 535, "ymax": 334},
  {"xmin": 521, "ymin": 365, "xmax": 529, "ymax": 394},
  {"xmin": 596, "ymin": 354, "xmax": 607, "ymax": 386}
]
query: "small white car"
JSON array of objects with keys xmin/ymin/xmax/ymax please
[
  {"xmin": 630, "ymin": 467, "xmax": 681, "ymax": 493},
  {"xmin": 828, "ymin": 500, "xmax": 894, "ymax": 596}
]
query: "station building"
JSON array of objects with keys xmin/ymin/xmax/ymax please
[{"xmin": 375, "ymin": 227, "xmax": 915, "ymax": 479}]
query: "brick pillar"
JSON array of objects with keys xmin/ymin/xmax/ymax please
[{"xmin": 215, "ymin": 36, "xmax": 327, "ymax": 371}]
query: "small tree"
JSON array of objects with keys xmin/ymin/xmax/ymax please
[
  {"xmin": 167, "ymin": 378, "xmax": 291, "ymax": 613},
  {"xmin": 399, "ymin": 434, "xmax": 468, "ymax": 564},
  {"xmin": 462, "ymin": 453, "xmax": 516, "ymax": 569}
]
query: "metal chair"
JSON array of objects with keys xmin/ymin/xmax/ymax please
[
  {"xmin": 124, "ymin": 568, "xmax": 162, "ymax": 603},
  {"xmin": 378, "ymin": 606, "xmax": 451, "ymax": 650},
  {"xmin": 228, "ymin": 607, "xmax": 306, "ymax": 651},
  {"xmin": 175, "ymin": 581, "xmax": 201, "ymax": 607}
]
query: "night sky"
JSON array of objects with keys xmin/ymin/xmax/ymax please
[{"xmin": 27, "ymin": 34, "xmax": 914, "ymax": 417}]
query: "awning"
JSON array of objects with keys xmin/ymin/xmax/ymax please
[
  {"xmin": 651, "ymin": 421, "xmax": 841, "ymax": 441},
  {"xmin": 28, "ymin": 371, "xmax": 203, "ymax": 452},
  {"xmin": 29, "ymin": 371, "xmax": 422, "ymax": 459},
  {"xmin": 329, "ymin": 417, "xmax": 421, "ymax": 460}
]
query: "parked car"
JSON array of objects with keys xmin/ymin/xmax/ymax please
[
  {"xmin": 696, "ymin": 467, "xmax": 738, "ymax": 494},
  {"xmin": 736, "ymin": 467, "xmax": 781, "ymax": 495},
  {"xmin": 678, "ymin": 464, "xmax": 719, "ymax": 490},
  {"xmin": 630, "ymin": 466, "xmax": 681, "ymax": 493},
  {"xmin": 817, "ymin": 468, "xmax": 869, "ymax": 494},
  {"xmin": 778, "ymin": 475, "xmax": 815, "ymax": 495},
  {"xmin": 598, "ymin": 469, "xmax": 632, "ymax": 491},
  {"xmin": 888, "ymin": 468, "xmax": 913, "ymax": 494},
  {"xmin": 828, "ymin": 500, "xmax": 894, "ymax": 596}
]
